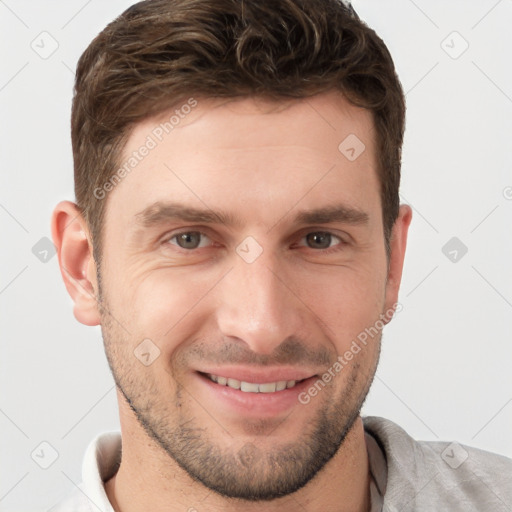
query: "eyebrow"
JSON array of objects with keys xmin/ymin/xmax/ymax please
[
  {"xmin": 134, "ymin": 201, "xmax": 369, "ymax": 229},
  {"xmin": 294, "ymin": 205, "xmax": 369, "ymax": 225},
  {"xmin": 135, "ymin": 202, "xmax": 240, "ymax": 228}
]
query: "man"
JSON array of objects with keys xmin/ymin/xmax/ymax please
[{"xmin": 50, "ymin": 0, "xmax": 511, "ymax": 510}]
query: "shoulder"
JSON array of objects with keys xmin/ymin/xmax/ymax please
[
  {"xmin": 363, "ymin": 416, "xmax": 512, "ymax": 512},
  {"xmin": 48, "ymin": 431, "xmax": 121, "ymax": 512},
  {"xmin": 47, "ymin": 485, "xmax": 97, "ymax": 512}
]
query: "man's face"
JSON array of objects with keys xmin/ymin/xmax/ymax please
[{"xmin": 97, "ymin": 91, "xmax": 401, "ymax": 499}]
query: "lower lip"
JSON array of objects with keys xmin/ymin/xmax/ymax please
[{"xmin": 196, "ymin": 373, "xmax": 317, "ymax": 417}]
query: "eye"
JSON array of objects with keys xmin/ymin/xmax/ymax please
[
  {"xmin": 300, "ymin": 231, "xmax": 342, "ymax": 250},
  {"xmin": 168, "ymin": 231, "xmax": 212, "ymax": 250}
]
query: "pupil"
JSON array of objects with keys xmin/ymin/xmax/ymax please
[{"xmin": 308, "ymin": 232, "xmax": 330, "ymax": 249}]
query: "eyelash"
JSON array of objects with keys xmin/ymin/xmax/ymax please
[{"xmin": 164, "ymin": 230, "xmax": 346, "ymax": 254}]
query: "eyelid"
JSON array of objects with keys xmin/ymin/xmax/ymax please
[
  {"xmin": 296, "ymin": 231, "xmax": 344, "ymax": 248},
  {"xmin": 160, "ymin": 227, "xmax": 350, "ymax": 252},
  {"xmin": 163, "ymin": 229, "xmax": 214, "ymax": 248},
  {"xmin": 297, "ymin": 226, "xmax": 349, "ymax": 240}
]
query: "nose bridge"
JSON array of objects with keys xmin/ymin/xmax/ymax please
[{"xmin": 215, "ymin": 249, "xmax": 300, "ymax": 354}]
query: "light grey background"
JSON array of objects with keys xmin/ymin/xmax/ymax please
[{"xmin": 1, "ymin": 0, "xmax": 511, "ymax": 510}]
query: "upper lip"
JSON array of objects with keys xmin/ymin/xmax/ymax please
[{"xmin": 196, "ymin": 366, "xmax": 318, "ymax": 383}]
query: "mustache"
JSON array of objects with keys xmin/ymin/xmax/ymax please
[{"xmin": 179, "ymin": 337, "xmax": 334, "ymax": 367}]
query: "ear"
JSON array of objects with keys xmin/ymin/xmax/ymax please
[
  {"xmin": 51, "ymin": 201, "xmax": 101, "ymax": 326},
  {"xmin": 384, "ymin": 204, "xmax": 413, "ymax": 318}
]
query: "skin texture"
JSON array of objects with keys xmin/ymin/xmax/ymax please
[{"xmin": 52, "ymin": 90, "xmax": 412, "ymax": 512}]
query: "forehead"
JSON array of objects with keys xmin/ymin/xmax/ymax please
[{"xmin": 105, "ymin": 91, "xmax": 380, "ymax": 229}]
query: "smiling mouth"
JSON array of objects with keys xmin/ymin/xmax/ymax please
[{"xmin": 203, "ymin": 373, "xmax": 307, "ymax": 393}]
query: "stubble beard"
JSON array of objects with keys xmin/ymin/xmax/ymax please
[{"xmin": 99, "ymin": 301, "xmax": 380, "ymax": 501}]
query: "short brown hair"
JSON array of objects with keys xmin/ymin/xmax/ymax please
[{"xmin": 72, "ymin": 0, "xmax": 405, "ymax": 262}]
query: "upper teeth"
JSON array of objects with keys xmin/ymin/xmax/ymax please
[{"xmin": 208, "ymin": 374, "xmax": 297, "ymax": 393}]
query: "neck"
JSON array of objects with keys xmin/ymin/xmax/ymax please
[{"xmin": 105, "ymin": 411, "xmax": 370, "ymax": 512}]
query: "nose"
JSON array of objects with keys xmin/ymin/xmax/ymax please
[{"xmin": 215, "ymin": 250, "xmax": 304, "ymax": 355}]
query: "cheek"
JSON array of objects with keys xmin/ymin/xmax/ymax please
[
  {"xmin": 123, "ymin": 267, "xmax": 222, "ymax": 344},
  {"xmin": 105, "ymin": 251, "xmax": 388, "ymax": 358},
  {"xmin": 294, "ymin": 264, "xmax": 387, "ymax": 342}
]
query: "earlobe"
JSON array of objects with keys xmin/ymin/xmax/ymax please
[
  {"xmin": 384, "ymin": 204, "xmax": 413, "ymax": 317},
  {"xmin": 51, "ymin": 201, "xmax": 101, "ymax": 326}
]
